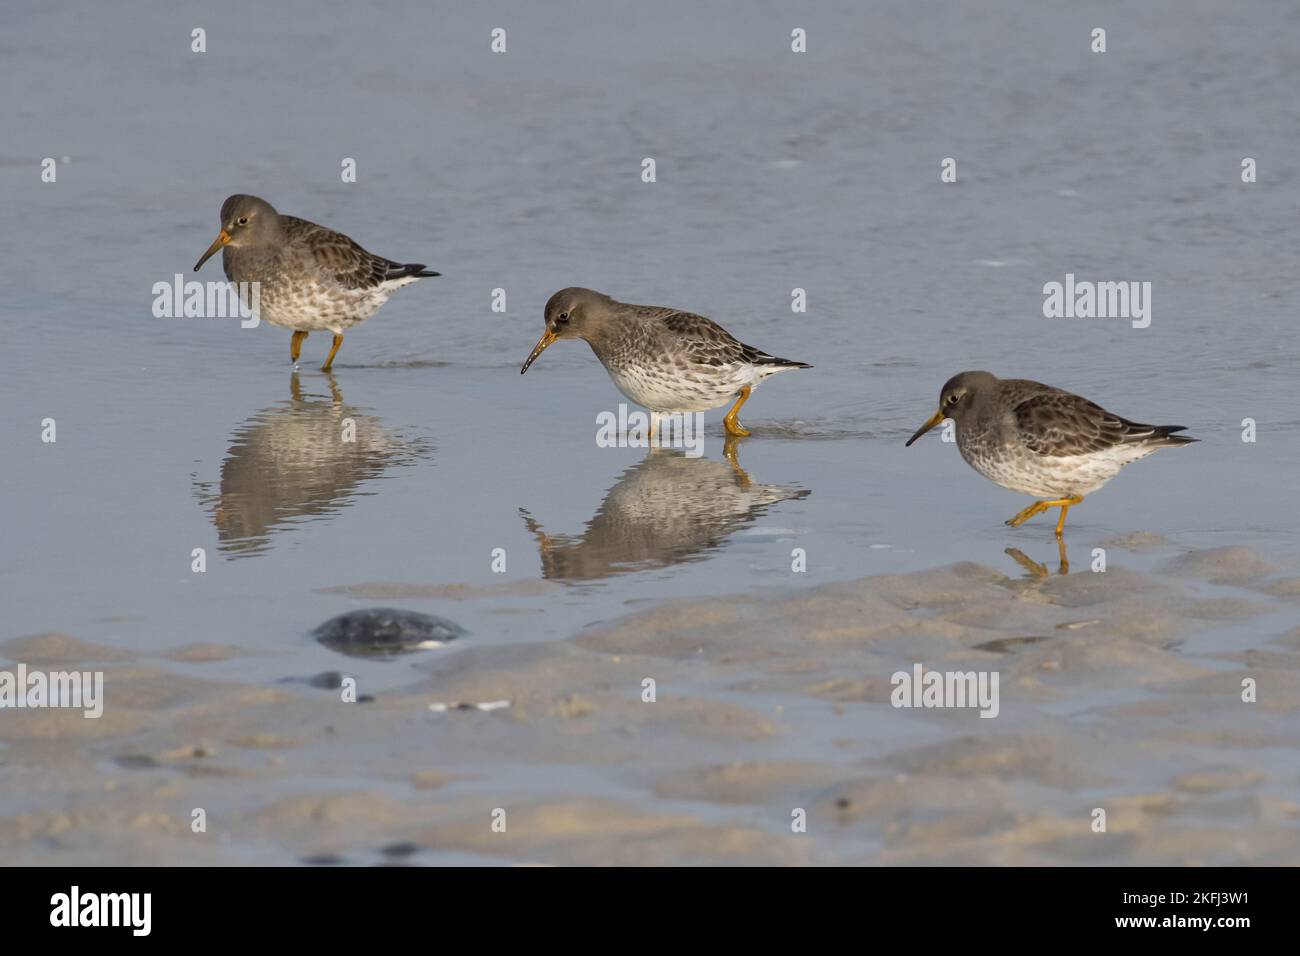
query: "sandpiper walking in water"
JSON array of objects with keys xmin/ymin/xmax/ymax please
[
  {"xmin": 520, "ymin": 288, "xmax": 810, "ymax": 437},
  {"xmin": 194, "ymin": 194, "xmax": 440, "ymax": 371},
  {"xmin": 906, "ymin": 371, "xmax": 1197, "ymax": 536}
]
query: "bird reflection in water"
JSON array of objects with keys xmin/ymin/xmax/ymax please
[
  {"xmin": 1005, "ymin": 538, "xmax": 1070, "ymax": 578},
  {"xmin": 194, "ymin": 373, "xmax": 429, "ymax": 557},
  {"xmin": 521, "ymin": 437, "xmax": 809, "ymax": 581}
]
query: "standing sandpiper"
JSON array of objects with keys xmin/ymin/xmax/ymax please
[
  {"xmin": 906, "ymin": 371, "xmax": 1197, "ymax": 536},
  {"xmin": 520, "ymin": 288, "xmax": 810, "ymax": 436},
  {"xmin": 194, "ymin": 194, "xmax": 440, "ymax": 371}
]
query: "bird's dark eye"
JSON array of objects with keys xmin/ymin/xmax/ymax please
[
  {"xmin": 946, "ymin": 393, "xmax": 960, "ymax": 406},
  {"xmin": 237, "ymin": 216, "xmax": 249, "ymax": 226},
  {"xmin": 557, "ymin": 311, "xmax": 570, "ymax": 323}
]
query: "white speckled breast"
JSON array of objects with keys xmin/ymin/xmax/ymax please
[
  {"xmin": 958, "ymin": 428, "xmax": 1160, "ymax": 498},
  {"xmin": 225, "ymin": 250, "xmax": 417, "ymax": 334},
  {"xmin": 606, "ymin": 361, "xmax": 762, "ymax": 413}
]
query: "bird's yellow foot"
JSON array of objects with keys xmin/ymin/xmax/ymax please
[
  {"xmin": 723, "ymin": 386, "xmax": 753, "ymax": 437},
  {"xmin": 290, "ymin": 330, "xmax": 308, "ymax": 364},
  {"xmin": 1005, "ymin": 495, "xmax": 1085, "ymax": 536},
  {"xmin": 1006, "ymin": 501, "xmax": 1049, "ymax": 528}
]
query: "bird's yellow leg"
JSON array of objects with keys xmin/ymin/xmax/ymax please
[
  {"xmin": 1053, "ymin": 496, "xmax": 1084, "ymax": 537},
  {"xmin": 290, "ymin": 330, "xmax": 308, "ymax": 364},
  {"xmin": 321, "ymin": 333, "xmax": 344, "ymax": 372},
  {"xmin": 1057, "ymin": 536, "xmax": 1070, "ymax": 573},
  {"xmin": 1005, "ymin": 495, "xmax": 1084, "ymax": 532},
  {"xmin": 723, "ymin": 386, "xmax": 752, "ymax": 437}
]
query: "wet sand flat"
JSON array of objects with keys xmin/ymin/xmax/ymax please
[{"xmin": 2, "ymin": 543, "xmax": 1297, "ymax": 866}]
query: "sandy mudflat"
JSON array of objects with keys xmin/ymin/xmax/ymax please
[{"xmin": 1, "ymin": 543, "xmax": 1298, "ymax": 866}]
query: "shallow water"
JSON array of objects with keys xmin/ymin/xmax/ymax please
[{"xmin": 3, "ymin": 0, "xmax": 1299, "ymax": 864}]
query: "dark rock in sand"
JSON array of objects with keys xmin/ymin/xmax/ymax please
[
  {"xmin": 312, "ymin": 608, "xmax": 466, "ymax": 659},
  {"xmin": 379, "ymin": 841, "xmax": 422, "ymax": 858},
  {"xmin": 278, "ymin": 670, "xmax": 348, "ymax": 689}
]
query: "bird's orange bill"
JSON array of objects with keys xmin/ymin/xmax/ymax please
[
  {"xmin": 520, "ymin": 329, "xmax": 558, "ymax": 374},
  {"xmin": 905, "ymin": 409, "xmax": 947, "ymax": 446},
  {"xmin": 194, "ymin": 229, "xmax": 232, "ymax": 271}
]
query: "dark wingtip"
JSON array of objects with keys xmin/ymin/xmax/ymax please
[
  {"xmin": 763, "ymin": 356, "xmax": 812, "ymax": 369},
  {"xmin": 1158, "ymin": 425, "xmax": 1198, "ymax": 445},
  {"xmin": 391, "ymin": 263, "xmax": 441, "ymax": 279}
]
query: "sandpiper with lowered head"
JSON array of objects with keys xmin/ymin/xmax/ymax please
[
  {"xmin": 194, "ymin": 194, "xmax": 440, "ymax": 371},
  {"xmin": 906, "ymin": 370, "xmax": 1197, "ymax": 536},
  {"xmin": 520, "ymin": 288, "xmax": 810, "ymax": 437}
]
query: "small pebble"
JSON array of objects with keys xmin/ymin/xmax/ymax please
[{"xmin": 428, "ymin": 699, "xmax": 510, "ymax": 713}]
